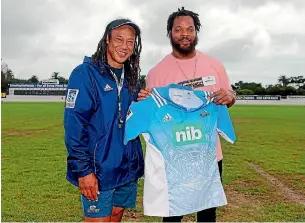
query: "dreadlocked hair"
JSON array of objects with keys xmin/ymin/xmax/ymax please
[
  {"xmin": 167, "ymin": 6, "xmax": 202, "ymax": 36},
  {"xmin": 92, "ymin": 21, "xmax": 142, "ymax": 93}
]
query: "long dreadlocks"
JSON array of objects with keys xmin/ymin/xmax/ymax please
[
  {"xmin": 167, "ymin": 7, "xmax": 202, "ymax": 36},
  {"xmin": 92, "ymin": 19, "xmax": 142, "ymax": 93}
]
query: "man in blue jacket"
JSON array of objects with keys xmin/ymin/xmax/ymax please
[{"xmin": 64, "ymin": 18, "xmax": 144, "ymax": 222}]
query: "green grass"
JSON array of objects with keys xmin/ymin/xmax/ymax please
[{"xmin": 1, "ymin": 103, "xmax": 305, "ymax": 222}]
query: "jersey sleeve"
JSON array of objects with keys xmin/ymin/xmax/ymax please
[
  {"xmin": 216, "ymin": 105, "xmax": 236, "ymax": 143},
  {"xmin": 123, "ymin": 97, "xmax": 153, "ymax": 145}
]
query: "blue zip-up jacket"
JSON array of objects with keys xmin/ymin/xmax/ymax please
[{"xmin": 64, "ymin": 56, "xmax": 144, "ymax": 191}]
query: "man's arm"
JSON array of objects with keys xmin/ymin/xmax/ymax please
[
  {"xmin": 64, "ymin": 67, "xmax": 98, "ymax": 201},
  {"xmin": 227, "ymin": 90, "xmax": 237, "ymax": 107}
]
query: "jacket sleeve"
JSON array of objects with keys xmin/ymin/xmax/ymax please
[{"xmin": 64, "ymin": 67, "xmax": 95, "ymax": 179}]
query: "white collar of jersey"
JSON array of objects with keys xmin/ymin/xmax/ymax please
[{"xmin": 152, "ymin": 84, "xmax": 212, "ymax": 112}]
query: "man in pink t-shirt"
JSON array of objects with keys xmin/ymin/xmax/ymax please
[{"xmin": 138, "ymin": 7, "xmax": 236, "ymax": 222}]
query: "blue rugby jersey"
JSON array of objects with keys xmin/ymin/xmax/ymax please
[{"xmin": 124, "ymin": 84, "xmax": 236, "ymax": 217}]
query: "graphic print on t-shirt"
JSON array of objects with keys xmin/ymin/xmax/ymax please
[{"xmin": 178, "ymin": 76, "xmax": 217, "ymax": 89}]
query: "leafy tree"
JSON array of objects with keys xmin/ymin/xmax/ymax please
[
  {"xmin": 254, "ymin": 87, "xmax": 266, "ymax": 95},
  {"xmin": 234, "ymin": 81, "xmax": 243, "ymax": 90},
  {"xmin": 1, "ymin": 60, "xmax": 15, "ymax": 92},
  {"xmin": 299, "ymin": 84, "xmax": 305, "ymax": 90},
  {"xmin": 233, "ymin": 81, "xmax": 262, "ymax": 92},
  {"xmin": 294, "ymin": 76, "xmax": 305, "ymax": 87},
  {"xmin": 51, "ymin": 72, "xmax": 68, "ymax": 84},
  {"xmin": 237, "ymin": 89, "xmax": 254, "ymax": 95},
  {"xmin": 296, "ymin": 88, "xmax": 305, "ymax": 95},
  {"xmin": 283, "ymin": 86, "xmax": 297, "ymax": 96},
  {"xmin": 266, "ymin": 86, "xmax": 285, "ymax": 95},
  {"xmin": 58, "ymin": 76, "xmax": 68, "ymax": 84}
]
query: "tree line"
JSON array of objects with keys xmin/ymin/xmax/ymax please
[
  {"xmin": 232, "ymin": 75, "xmax": 305, "ymax": 96},
  {"xmin": 1, "ymin": 61, "xmax": 68, "ymax": 92},
  {"xmin": 1, "ymin": 61, "xmax": 304, "ymax": 95}
]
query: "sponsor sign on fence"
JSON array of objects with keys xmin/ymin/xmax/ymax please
[
  {"xmin": 237, "ymin": 95, "xmax": 281, "ymax": 100},
  {"xmin": 287, "ymin": 95, "xmax": 305, "ymax": 99},
  {"xmin": 9, "ymin": 83, "xmax": 67, "ymax": 88}
]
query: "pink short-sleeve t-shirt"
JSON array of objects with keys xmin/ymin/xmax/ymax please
[{"xmin": 146, "ymin": 51, "xmax": 232, "ymax": 161}]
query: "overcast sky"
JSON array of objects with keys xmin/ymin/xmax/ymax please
[{"xmin": 1, "ymin": 0, "xmax": 305, "ymax": 86}]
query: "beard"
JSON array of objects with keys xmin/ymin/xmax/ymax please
[{"xmin": 170, "ymin": 35, "xmax": 198, "ymax": 56}]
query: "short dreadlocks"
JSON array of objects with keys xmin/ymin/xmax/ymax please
[{"xmin": 167, "ymin": 7, "xmax": 202, "ymax": 36}]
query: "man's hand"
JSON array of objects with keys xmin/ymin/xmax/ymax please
[
  {"xmin": 137, "ymin": 88, "xmax": 152, "ymax": 101},
  {"xmin": 78, "ymin": 173, "xmax": 99, "ymax": 201},
  {"xmin": 208, "ymin": 88, "xmax": 236, "ymax": 107}
]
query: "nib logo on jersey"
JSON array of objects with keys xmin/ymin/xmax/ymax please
[{"xmin": 172, "ymin": 123, "xmax": 205, "ymax": 146}]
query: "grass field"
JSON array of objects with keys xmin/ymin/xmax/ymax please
[{"xmin": 1, "ymin": 102, "xmax": 305, "ymax": 222}]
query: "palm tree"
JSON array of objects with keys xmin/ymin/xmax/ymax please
[
  {"xmin": 278, "ymin": 75, "xmax": 289, "ymax": 87},
  {"xmin": 51, "ymin": 72, "xmax": 60, "ymax": 79},
  {"xmin": 28, "ymin": 75, "xmax": 39, "ymax": 83}
]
